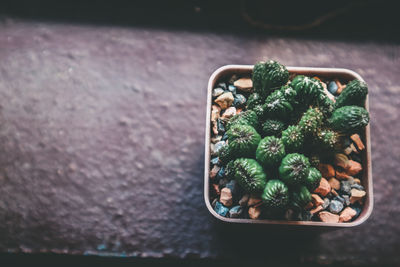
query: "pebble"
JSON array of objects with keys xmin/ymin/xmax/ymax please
[
  {"xmin": 229, "ymin": 205, "xmax": 242, "ymax": 218},
  {"xmin": 217, "ymin": 119, "xmax": 225, "ymax": 134},
  {"xmin": 322, "ymin": 198, "xmax": 330, "ymax": 209},
  {"xmin": 333, "ymin": 195, "xmax": 345, "ymax": 204},
  {"xmin": 220, "ymin": 187, "xmax": 233, "ymax": 207},
  {"xmin": 221, "ymin": 132, "xmax": 228, "ymax": 141},
  {"xmin": 350, "ymin": 188, "xmax": 366, "ymax": 204},
  {"xmin": 216, "ymin": 167, "xmax": 225, "ymax": 180},
  {"xmin": 233, "ymin": 94, "xmax": 247, "ymax": 107},
  {"xmin": 213, "ymin": 141, "xmax": 226, "ymax": 155},
  {"xmin": 218, "ymin": 82, "xmax": 227, "ymax": 90},
  {"xmin": 225, "ymin": 180, "xmax": 238, "ymax": 196},
  {"xmin": 228, "ymin": 85, "xmax": 237, "ymax": 95},
  {"xmin": 211, "ymin": 105, "xmax": 221, "ymax": 122},
  {"xmin": 210, "ymin": 165, "xmax": 220, "ymax": 179},
  {"xmin": 350, "ymin": 143, "xmax": 359, "ymax": 154},
  {"xmin": 328, "ymin": 178, "xmax": 340, "ymax": 190},
  {"xmin": 344, "ymin": 146, "xmax": 353, "ymax": 155},
  {"xmin": 218, "ymin": 177, "xmax": 228, "ymax": 188},
  {"xmin": 339, "ymin": 207, "xmax": 357, "ymax": 222},
  {"xmin": 248, "ymin": 206, "xmax": 262, "ymax": 219},
  {"xmin": 318, "ymin": 163, "xmax": 335, "ymax": 178},
  {"xmin": 214, "ymin": 201, "xmax": 229, "ymax": 217},
  {"xmin": 319, "ymin": 211, "xmax": 340, "ymax": 223},
  {"xmin": 343, "ymin": 195, "xmax": 350, "ymax": 206},
  {"xmin": 310, "ymin": 205, "xmax": 324, "ymax": 215},
  {"xmin": 335, "ymin": 79, "xmax": 345, "ymax": 94},
  {"xmin": 210, "ymin": 157, "xmax": 219, "ymax": 165},
  {"xmin": 336, "ymin": 170, "xmax": 351, "ymax": 180},
  {"xmin": 350, "ymin": 203, "xmax": 362, "ymax": 218},
  {"xmin": 212, "ymin": 184, "xmax": 220, "ymax": 196},
  {"xmin": 350, "ymin": 134, "xmax": 365, "ymax": 151},
  {"xmin": 340, "ymin": 180, "xmax": 352, "ymax": 195},
  {"xmin": 233, "ymin": 78, "xmax": 253, "ymax": 92},
  {"xmin": 353, "ymin": 178, "xmax": 361, "ymax": 184},
  {"xmin": 329, "ymin": 200, "xmax": 344, "ymax": 214},
  {"xmin": 215, "ymin": 92, "xmax": 234, "ymax": 109},
  {"xmin": 221, "ymin": 107, "xmax": 237, "ymax": 119},
  {"xmin": 211, "ymin": 135, "xmax": 222, "ymax": 144},
  {"xmin": 211, "ymin": 198, "xmax": 217, "ymax": 208},
  {"xmin": 328, "ymin": 81, "xmax": 338, "ymax": 94},
  {"xmin": 239, "ymin": 194, "xmax": 249, "ymax": 207},
  {"xmin": 311, "ymin": 194, "xmax": 324, "ymax": 206},
  {"xmin": 248, "ymin": 195, "xmax": 263, "ymax": 207},
  {"xmin": 334, "ymin": 153, "xmax": 349, "ymax": 169},
  {"xmin": 314, "ymin": 178, "xmax": 331, "ymax": 197},
  {"xmin": 212, "ymin": 121, "xmax": 218, "ymax": 135},
  {"xmin": 351, "ymin": 183, "xmax": 365, "ymax": 191},
  {"xmin": 346, "ymin": 160, "xmax": 362, "ymax": 176},
  {"xmin": 212, "ymin": 88, "xmax": 225, "ymax": 98}
]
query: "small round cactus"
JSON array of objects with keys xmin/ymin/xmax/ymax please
[
  {"xmin": 291, "ymin": 75, "xmax": 323, "ymax": 102},
  {"xmin": 253, "ymin": 60, "xmax": 289, "ymax": 96},
  {"xmin": 334, "ymin": 79, "xmax": 368, "ymax": 108},
  {"xmin": 246, "ymin": 92, "xmax": 264, "ymax": 110},
  {"xmin": 279, "ymin": 85, "xmax": 297, "ymax": 105},
  {"xmin": 232, "ymin": 158, "xmax": 267, "ymax": 193},
  {"xmin": 281, "ymin": 125, "xmax": 304, "ymax": 152},
  {"xmin": 316, "ymin": 129, "xmax": 340, "ymax": 150},
  {"xmin": 279, "ymin": 153, "xmax": 310, "ymax": 186},
  {"xmin": 305, "ymin": 167, "xmax": 322, "ymax": 191},
  {"xmin": 262, "ymin": 90, "xmax": 293, "ymax": 120},
  {"xmin": 256, "ymin": 136, "xmax": 286, "ymax": 168},
  {"xmin": 226, "ymin": 110, "xmax": 258, "ymax": 130},
  {"xmin": 261, "ymin": 119, "xmax": 286, "ymax": 136},
  {"xmin": 291, "ymin": 185, "xmax": 312, "ymax": 210},
  {"xmin": 298, "ymin": 107, "xmax": 324, "ymax": 135},
  {"xmin": 227, "ymin": 124, "xmax": 261, "ymax": 158},
  {"xmin": 218, "ymin": 144, "xmax": 233, "ymax": 165},
  {"xmin": 329, "ymin": 106, "xmax": 369, "ymax": 134},
  {"xmin": 262, "ymin": 179, "xmax": 289, "ymax": 210}
]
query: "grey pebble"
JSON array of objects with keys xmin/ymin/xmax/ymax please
[
  {"xmin": 212, "ymin": 87, "xmax": 224, "ymax": 98},
  {"xmin": 214, "ymin": 201, "xmax": 229, "ymax": 217},
  {"xmin": 233, "ymin": 94, "xmax": 247, "ymax": 107},
  {"xmin": 343, "ymin": 195, "xmax": 350, "ymax": 206},
  {"xmin": 218, "ymin": 82, "xmax": 227, "ymax": 90},
  {"xmin": 329, "ymin": 200, "xmax": 344, "ymax": 214},
  {"xmin": 340, "ymin": 180, "xmax": 352, "ymax": 195},
  {"xmin": 216, "ymin": 167, "xmax": 225, "ymax": 180},
  {"xmin": 229, "ymin": 206, "xmax": 242, "ymax": 218},
  {"xmin": 217, "ymin": 119, "xmax": 225, "ymax": 134},
  {"xmin": 218, "ymin": 177, "xmax": 229, "ymax": 188},
  {"xmin": 328, "ymin": 81, "xmax": 338, "ymax": 94},
  {"xmin": 228, "ymin": 85, "xmax": 237, "ymax": 95},
  {"xmin": 333, "ymin": 195, "xmax": 345, "ymax": 204},
  {"xmin": 221, "ymin": 132, "xmax": 228, "ymax": 141},
  {"xmin": 351, "ymin": 183, "xmax": 365, "ymax": 191},
  {"xmin": 210, "ymin": 157, "xmax": 219, "ymax": 165},
  {"xmin": 322, "ymin": 198, "xmax": 330, "ymax": 209},
  {"xmin": 213, "ymin": 141, "xmax": 226, "ymax": 155}
]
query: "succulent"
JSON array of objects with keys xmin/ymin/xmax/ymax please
[
  {"xmin": 262, "ymin": 179, "xmax": 290, "ymax": 210},
  {"xmin": 226, "ymin": 110, "xmax": 258, "ymax": 130},
  {"xmin": 227, "ymin": 124, "xmax": 261, "ymax": 158},
  {"xmin": 251, "ymin": 104, "xmax": 266, "ymax": 120},
  {"xmin": 316, "ymin": 129, "xmax": 340, "ymax": 150},
  {"xmin": 252, "ymin": 60, "xmax": 289, "ymax": 96},
  {"xmin": 224, "ymin": 160, "xmax": 236, "ymax": 179},
  {"xmin": 281, "ymin": 125, "xmax": 304, "ymax": 152},
  {"xmin": 256, "ymin": 136, "xmax": 286, "ymax": 168},
  {"xmin": 291, "ymin": 185, "xmax": 312, "ymax": 210},
  {"xmin": 304, "ymin": 167, "xmax": 322, "ymax": 191},
  {"xmin": 261, "ymin": 119, "xmax": 286, "ymax": 136},
  {"xmin": 279, "ymin": 85, "xmax": 298, "ymax": 105},
  {"xmin": 298, "ymin": 107, "xmax": 324, "ymax": 135},
  {"xmin": 232, "ymin": 158, "xmax": 267, "ymax": 193},
  {"xmin": 291, "ymin": 75, "xmax": 323, "ymax": 103},
  {"xmin": 262, "ymin": 90, "xmax": 293, "ymax": 120},
  {"xmin": 218, "ymin": 144, "xmax": 233, "ymax": 165},
  {"xmin": 279, "ymin": 153, "xmax": 310, "ymax": 186},
  {"xmin": 334, "ymin": 79, "xmax": 368, "ymax": 109},
  {"xmin": 316, "ymin": 94, "xmax": 335, "ymax": 118},
  {"xmin": 329, "ymin": 106, "xmax": 369, "ymax": 134},
  {"xmin": 247, "ymin": 92, "xmax": 264, "ymax": 110}
]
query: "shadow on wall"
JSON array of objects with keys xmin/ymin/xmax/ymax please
[{"xmin": 0, "ymin": 0, "xmax": 399, "ymax": 42}]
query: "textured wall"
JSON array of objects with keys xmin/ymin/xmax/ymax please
[{"xmin": 0, "ymin": 18, "xmax": 399, "ymax": 265}]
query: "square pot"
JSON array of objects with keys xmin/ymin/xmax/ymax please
[{"xmin": 204, "ymin": 65, "xmax": 373, "ymax": 227}]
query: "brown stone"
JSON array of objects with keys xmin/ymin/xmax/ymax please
[
  {"xmin": 305, "ymin": 201, "xmax": 314, "ymax": 210},
  {"xmin": 212, "ymin": 184, "xmax": 220, "ymax": 196},
  {"xmin": 350, "ymin": 143, "xmax": 359, "ymax": 154},
  {"xmin": 210, "ymin": 165, "xmax": 220, "ymax": 179},
  {"xmin": 319, "ymin": 211, "xmax": 340, "ymax": 223},
  {"xmin": 314, "ymin": 178, "xmax": 331, "ymax": 197},
  {"xmin": 221, "ymin": 107, "xmax": 236, "ymax": 119},
  {"xmin": 212, "ymin": 121, "xmax": 218, "ymax": 135},
  {"xmin": 351, "ymin": 134, "xmax": 365, "ymax": 151},
  {"xmin": 354, "ymin": 178, "xmax": 361, "ymax": 184},
  {"xmin": 220, "ymin": 188, "xmax": 233, "ymax": 207},
  {"xmin": 334, "ymin": 153, "xmax": 349, "ymax": 169},
  {"xmin": 328, "ymin": 178, "xmax": 341, "ymax": 190},
  {"xmin": 336, "ymin": 170, "xmax": 351, "ymax": 180},
  {"xmin": 331, "ymin": 188, "xmax": 339, "ymax": 196},
  {"xmin": 318, "ymin": 163, "xmax": 335, "ymax": 178},
  {"xmin": 344, "ymin": 146, "xmax": 353, "ymax": 155},
  {"xmin": 248, "ymin": 206, "xmax": 262, "ymax": 219},
  {"xmin": 310, "ymin": 205, "xmax": 324, "ymax": 215},
  {"xmin": 233, "ymin": 78, "xmax": 253, "ymax": 92},
  {"xmin": 350, "ymin": 189, "xmax": 366, "ymax": 204},
  {"xmin": 236, "ymin": 108, "xmax": 243, "ymax": 114},
  {"xmin": 311, "ymin": 194, "xmax": 324, "ymax": 206},
  {"xmin": 335, "ymin": 79, "xmax": 346, "ymax": 94},
  {"xmin": 339, "ymin": 207, "xmax": 357, "ymax": 222},
  {"xmin": 211, "ymin": 105, "xmax": 221, "ymax": 122},
  {"xmin": 248, "ymin": 195, "xmax": 263, "ymax": 207},
  {"xmin": 215, "ymin": 92, "xmax": 234, "ymax": 109},
  {"xmin": 346, "ymin": 160, "xmax": 362, "ymax": 176}
]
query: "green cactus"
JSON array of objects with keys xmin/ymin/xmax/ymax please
[
  {"xmin": 291, "ymin": 75, "xmax": 323, "ymax": 103},
  {"xmin": 227, "ymin": 124, "xmax": 261, "ymax": 158},
  {"xmin": 329, "ymin": 106, "xmax": 369, "ymax": 134},
  {"xmin": 226, "ymin": 110, "xmax": 258, "ymax": 130},
  {"xmin": 298, "ymin": 107, "xmax": 324, "ymax": 135},
  {"xmin": 291, "ymin": 185, "xmax": 312, "ymax": 210},
  {"xmin": 335, "ymin": 79, "xmax": 368, "ymax": 109},
  {"xmin": 256, "ymin": 136, "xmax": 286, "ymax": 168},
  {"xmin": 304, "ymin": 167, "xmax": 322, "ymax": 191},
  {"xmin": 218, "ymin": 144, "xmax": 233, "ymax": 165},
  {"xmin": 279, "ymin": 153, "xmax": 310, "ymax": 186},
  {"xmin": 262, "ymin": 179, "xmax": 290, "ymax": 210},
  {"xmin": 262, "ymin": 90, "xmax": 293, "ymax": 120},
  {"xmin": 247, "ymin": 92, "xmax": 264, "ymax": 110},
  {"xmin": 316, "ymin": 129, "xmax": 340, "ymax": 150},
  {"xmin": 252, "ymin": 60, "xmax": 289, "ymax": 96},
  {"xmin": 261, "ymin": 119, "xmax": 286, "ymax": 136},
  {"xmin": 232, "ymin": 158, "xmax": 267, "ymax": 193},
  {"xmin": 281, "ymin": 125, "xmax": 304, "ymax": 152}
]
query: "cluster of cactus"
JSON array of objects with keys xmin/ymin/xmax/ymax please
[{"xmin": 218, "ymin": 60, "xmax": 369, "ymax": 217}]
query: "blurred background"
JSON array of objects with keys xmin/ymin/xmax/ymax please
[{"xmin": 0, "ymin": 0, "xmax": 399, "ymax": 266}]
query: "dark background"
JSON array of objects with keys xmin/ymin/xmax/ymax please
[{"xmin": 1, "ymin": 0, "xmax": 399, "ymax": 266}]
